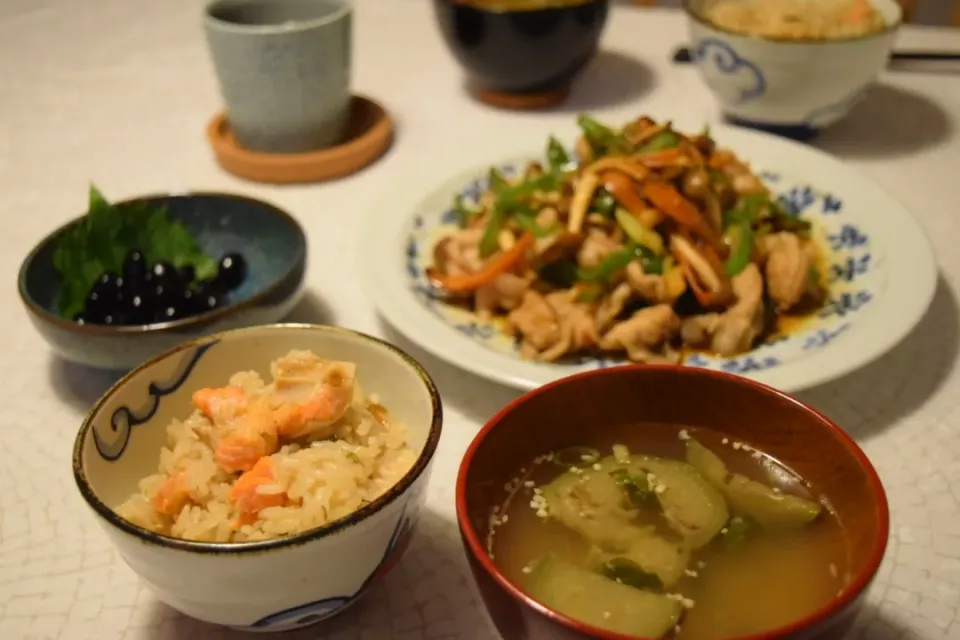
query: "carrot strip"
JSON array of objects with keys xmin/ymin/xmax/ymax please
[
  {"xmin": 641, "ymin": 181, "xmax": 718, "ymax": 243},
  {"xmin": 427, "ymin": 233, "xmax": 534, "ymax": 294},
  {"xmin": 600, "ymin": 170, "xmax": 647, "ymax": 217}
]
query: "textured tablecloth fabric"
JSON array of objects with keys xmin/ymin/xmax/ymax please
[{"xmin": 2, "ymin": 0, "xmax": 960, "ymax": 638}]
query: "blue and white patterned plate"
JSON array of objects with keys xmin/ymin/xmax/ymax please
[{"xmin": 361, "ymin": 126, "xmax": 936, "ymax": 393}]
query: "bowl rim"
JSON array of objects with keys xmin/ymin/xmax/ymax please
[
  {"xmin": 455, "ymin": 364, "xmax": 890, "ymax": 640},
  {"xmin": 72, "ymin": 322, "xmax": 444, "ymax": 555},
  {"xmin": 204, "ymin": 0, "xmax": 352, "ymax": 35},
  {"xmin": 17, "ymin": 191, "xmax": 308, "ymax": 336},
  {"xmin": 681, "ymin": 0, "xmax": 903, "ymax": 45},
  {"xmin": 432, "ymin": 0, "xmax": 609, "ymax": 13}
]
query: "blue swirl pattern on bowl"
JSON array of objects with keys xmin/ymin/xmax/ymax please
[
  {"xmin": 404, "ymin": 160, "xmax": 883, "ymax": 375},
  {"xmin": 248, "ymin": 496, "xmax": 420, "ymax": 630},
  {"xmin": 93, "ymin": 341, "xmax": 219, "ymax": 461},
  {"xmin": 692, "ymin": 37, "xmax": 766, "ymax": 103}
]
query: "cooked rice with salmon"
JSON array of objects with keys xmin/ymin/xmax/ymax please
[
  {"xmin": 702, "ymin": 0, "xmax": 887, "ymax": 41},
  {"xmin": 116, "ymin": 350, "xmax": 417, "ymax": 542}
]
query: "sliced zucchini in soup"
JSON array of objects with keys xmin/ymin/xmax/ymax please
[
  {"xmin": 541, "ymin": 464, "xmax": 691, "ymax": 586},
  {"xmin": 524, "ymin": 555, "xmax": 682, "ymax": 638},
  {"xmin": 685, "ymin": 438, "xmax": 729, "ymax": 484},
  {"xmin": 620, "ymin": 532, "xmax": 691, "ymax": 588},
  {"xmin": 686, "ymin": 439, "xmax": 823, "ymax": 529},
  {"xmin": 541, "ymin": 468, "xmax": 652, "ymax": 549},
  {"xmin": 630, "ymin": 458, "xmax": 729, "ymax": 549}
]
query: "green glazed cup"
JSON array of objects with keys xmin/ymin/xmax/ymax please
[{"xmin": 203, "ymin": 0, "xmax": 352, "ymax": 154}]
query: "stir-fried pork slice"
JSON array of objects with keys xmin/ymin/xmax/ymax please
[
  {"xmin": 595, "ymin": 282, "xmax": 634, "ymax": 334},
  {"xmin": 577, "ymin": 228, "xmax": 620, "ymax": 269},
  {"xmin": 681, "ymin": 263, "xmax": 764, "ymax": 356},
  {"xmin": 763, "ymin": 232, "xmax": 818, "ymax": 311},
  {"xmin": 474, "ymin": 273, "xmax": 533, "ymax": 318},
  {"xmin": 599, "ymin": 304, "xmax": 681, "ymax": 363},
  {"xmin": 508, "ymin": 291, "xmax": 562, "ymax": 359},
  {"xmin": 433, "ymin": 228, "xmax": 483, "ymax": 276},
  {"xmin": 537, "ymin": 291, "xmax": 599, "ymax": 362},
  {"xmin": 625, "ymin": 260, "xmax": 687, "ymax": 305}
]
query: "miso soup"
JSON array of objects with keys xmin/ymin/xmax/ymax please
[{"xmin": 488, "ymin": 424, "xmax": 851, "ymax": 639}]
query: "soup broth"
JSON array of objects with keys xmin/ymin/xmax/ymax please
[{"xmin": 489, "ymin": 424, "xmax": 851, "ymax": 639}]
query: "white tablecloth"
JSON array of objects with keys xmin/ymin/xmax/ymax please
[{"xmin": 2, "ymin": 1, "xmax": 960, "ymax": 638}]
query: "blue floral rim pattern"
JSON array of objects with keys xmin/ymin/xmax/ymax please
[{"xmin": 403, "ymin": 158, "xmax": 883, "ymax": 377}]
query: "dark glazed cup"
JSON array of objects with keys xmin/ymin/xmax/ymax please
[
  {"xmin": 456, "ymin": 365, "xmax": 889, "ymax": 640},
  {"xmin": 433, "ymin": 0, "xmax": 609, "ymax": 102}
]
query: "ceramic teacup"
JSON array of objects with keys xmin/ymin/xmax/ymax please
[{"xmin": 203, "ymin": 0, "xmax": 353, "ymax": 154}]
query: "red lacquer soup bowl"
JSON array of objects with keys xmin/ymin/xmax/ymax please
[{"xmin": 455, "ymin": 365, "xmax": 888, "ymax": 640}]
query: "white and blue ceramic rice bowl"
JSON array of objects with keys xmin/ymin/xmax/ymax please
[
  {"xmin": 72, "ymin": 324, "xmax": 442, "ymax": 632},
  {"xmin": 683, "ymin": 0, "xmax": 902, "ymax": 138}
]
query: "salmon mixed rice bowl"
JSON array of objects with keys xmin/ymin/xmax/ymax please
[{"xmin": 116, "ymin": 350, "xmax": 417, "ymax": 543}]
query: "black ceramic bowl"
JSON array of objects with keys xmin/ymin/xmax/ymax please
[
  {"xmin": 18, "ymin": 192, "xmax": 307, "ymax": 370},
  {"xmin": 433, "ymin": 0, "xmax": 609, "ymax": 104}
]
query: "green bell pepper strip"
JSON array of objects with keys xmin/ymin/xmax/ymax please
[
  {"xmin": 546, "ymin": 136, "xmax": 570, "ymax": 170},
  {"xmin": 576, "ymin": 114, "xmax": 629, "ymax": 155},
  {"xmin": 579, "ymin": 244, "xmax": 663, "ymax": 282},
  {"xmin": 479, "ymin": 208, "xmax": 505, "ymax": 258},
  {"xmin": 589, "ymin": 188, "xmax": 617, "ymax": 218},
  {"xmin": 637, "ymin": 129, "xmax": 681, "ymax": 153},
  {"xmin": 634, "ymin": 244, "xmax": 665, "ymax": 275},
  {"xmin": 724, "ymin": 193, "xmax": 769, "ymax": 227},
  {"xmin": 480, "ymin": 170, "xmax": 563, "ymax": 256},
  {"xmin": 488, "ymin": 167, "xmax": 508, "ymax": 192},
  {"xmin": 724, "ymin": 221, "xmax": 754, "ymax": 277},
  {"xmin": 514, "ymin": 211, "xmax": 554, "ymax": 238}
]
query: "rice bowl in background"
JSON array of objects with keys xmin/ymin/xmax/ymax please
[{"xmin": 683, "ymin": 0, "xmax": 902, "ymax": 139}]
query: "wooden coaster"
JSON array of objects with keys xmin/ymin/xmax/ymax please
[
  {"xmin": 474, "ymin": 86, "xmax": 570, "ymax": 110},
  {"xmin": 205, "ymin": 95, "xmax": 394, "ymax": 184}
]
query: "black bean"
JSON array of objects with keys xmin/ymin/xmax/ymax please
[
  {"xmin": 127, "ymin": 293, "xmax": 153, "ymax": 325},
  {"xmin": 215, "ymin": 253, "xmax": 247, "ymax": 291},
  {"xmin": 197, "ymin": 290, "xmax": 224, "ymax": 313},
  {"xmin": 178, "ymin": 264, "xmax": 196, "ymax": 284},
  {"xmin": 122, "ymin": 250, "xmax": 147, "ymax": 283}
]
